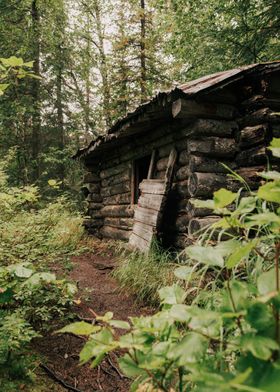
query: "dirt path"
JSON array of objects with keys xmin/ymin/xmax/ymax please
[{"xmin": 34, "ymin": 247, "xmax": 152, "ymax": 392}]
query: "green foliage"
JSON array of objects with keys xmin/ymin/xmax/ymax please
[
  {"xmin": 113, "ymin": 242, "xmax": 177, "ymax": 305},
  {"xmin": 60, "ymin": 140, "xmax": 280, "ymax": 391}
]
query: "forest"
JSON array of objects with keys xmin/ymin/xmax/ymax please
[{"xmin": 0, "ymin": 0, "xmax": 280, "ymax": 391}]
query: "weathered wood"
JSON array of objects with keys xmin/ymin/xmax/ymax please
[
  {"xmin": 189, "ymin": 155, "xmax": 236, "ymax": 173},
  {"xmin": 156, "ymin": 157, "xmax": 169, "ymax": 171},
  {"xmin": 178, "ymin": 150, "xmax": 189, "ymax": 165},
  {"xmin": 172, "ymin": 98, "xmax": 237, "ymax": 120},
  {"xmin": 86, "ymin": 183, "xmax": 100, "ymax": 193},
  {"xmin": 100, "ymin": 162, "xmax": 131, "ymax": 179},
  {"xmin": 86, "ymin": 193, "xmax": 103, "ymax": 203},
  {"xmin": 165, "ymin": 148, "xmax": 177, "ymax": 184},
  {"xmin": 173, "ymin": 180, "xmax": 190, "ymax": 199},
  {"xmin": 241, "ymin": 95, "xmax": 280, "ymax": 111},
  {"xmin": 138, "ymin": 193, "xmax": 164, "ymax": 211},
  {"xmin": 238, "ymin": 124, "xmax": 269, "ymax": 148},
  {"xmin": 236, "ymin": 166, "xmax": 266, "ymax": 189},
  {"xmin": 176, "ymin": 166, "xmax": 191, "ymax": 181},
  {"xmin": 134, "ymin": 206, "xmax": 162, "ymax": 227},
  {"xmin": 158, "ymin": 144, "xmax": 171, "ymax": 158},
  {"xmin": 173, "ymin": 234, "xmax": 193, "ymax": 249},
  {"xmin": 155, "ymin": 170, "xmax": 166, "ymax": 180},
  {"xmin": 101, "ymin": 170, "xmax": 130, "ymax": 187},
  {"xmin": 186, "ymin": 199, "xmax": 215, "ymax": 218},
  {"xmin": 139, "ymin": 179, "xmax": 166, "ymax": 195},
  {"xmin": 101, "ymin": 182, "xmax": 130, "ymax": 198},
  {"xmin": 101, "ymin": 226, "xmax": 130, "ymax": 241},
  {"xmin": 188, "ymin": 138, "xmax": 236, "ymax": 158},
  {"xmin": 83, "ymin": 218, "xmax": 103, "ymax": 229},
  {"xmin": 84, "ymin": 172, "xmax": 100, "ymax": 183},
  {"xmin": 147, "ymin": 149, "xmax": 156, "ymax": 179},
  {"xmin": 236, "ymin": 146, "xmax": 268, "ymax": 166},
  {"xmin": 104, "ymin": 217, "xmax": 133, "ymax": 230},
  {"xmin": 175, "ymin": 214, "xmax": 189, "ymax": 232},
  {"xmin": 188, "ymin": 172, "xmax": 237, "ymax": 198},
  {"xmin": 188, "ymin": 216, "xmax": 220, "ymax": 235},
  {"xmin": 238, "ymin": 108, "xmax": 280, "ymax": 128},
  {"xmin": 190, "ymin": 118, "xmax": 238, "ymax": 137},
  {"xmin": 129, "ymin": 232, "xmax": 150, "ymax": 253},
  {"xmin": 100, "ymin": 205, "xmax": 134, "ymax": 218},
  {"xmin": 132, "ymin": 221, "xmax": 155, "ymax": 243},
  {"xmin": 88, "ymin": 209, "xmax": 102, "ymax": 219},
  {"xmin": 87, "ymin": 202, "xmax": 103, "ymax": 210},
  {"xmin": 103, "ymin": 192, "xmax": 131, "ymax": 205}
]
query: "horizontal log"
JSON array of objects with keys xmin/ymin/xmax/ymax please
[
  {"xmin": 172, "ymin": 98, "xmax": 237, "ymax": 120},
  {"xmin": 186, "ymin": 199, "xmax": 215, "ymax": 218},
  {"xmin": 238, "ymin": 108, "xmax": 280, "ymax": 128},
  {"xmin": 134, "ymin": 206, "xmax": 162, "ymax": 227},
  {"xmin": 100, "ymin": 162, "xmax": 131, "ymax": 179},
  {"xmin": 178, "ymin": 150, "xmax": 189, "ymax": 165},
  {"xmin": 101, "ymin": 169, "xmax": 130, "ymax": 187},
  {"xmin": 236, "ymin": 166, "xmax": 265, "ymax": 190},
  {"xmin": 103, "ymin": 192, "xmax": 131, "ymax": 205},
  {"xmin": 241, "ymin": 95, "xmax": 280, "ymax": 111},
  {"xmin": 189, "ymin": 155, "xmax": 236, "ymax": 173},
  {"xmin": 104, "ymin": 217, "xmax": 133, "ymax": 230},
  {"xmin": 100, "ymin": 205, "xmax": 134, "ymax": 218},
  {"xmin": 190, "ymin": 118, "xmax": 238, "ymax": 137},
  {"xmin": 129, "ymin": 232, "xmax": 150, "ymax": 252},
  {"xmin": 86, "ymin": 193, "xmax": 103, "ymax": 203},
  {"xmin": 87, "ymin": 202, "xmax": 103, "ymax": 210},
  {"xmin": 188, "ymin": 138, "xmax": 236, "ymax": 158},
  {"xmin": 84, "ymin": 183, "xmax": 100, "ymax": 194},
  {"xmin": 172, "ymin": 180, "xmax": 190, "ymax": 199},
  {"xmin": 236, "ymin": 146, "xmax": 268, "ymax": 166},
  {"xmin": 88, "ymin": 209, "xmax": 102, "ymax": 219},
  {"xmin": 176, "ymin": 165, "xmax": 191, "ymax": 181},
  {"xmin": 238, "ymin": 124, "xmax": 269, "ymax": 148},
  {"xmin": 173, "ymin": 234, "xmax": 193, "ymax": 249},
  {"xmin": 132, "ymin": 221, "xmax": 155, "ymax": 243},
  {"xmin": 138, "ymin": 193, "xmax": 164, "ymax": 211},
  {"xmin": 188, "ymin": 216, "xmax": 220, "ymax": 235},
  {"xmin": 139, "ymin": 180, "xmax": 166, "ymax": 195},
  {"xmin": 156, "ymin": 157, "xmax": 169, "ymax": 171},
  {"xmin": 84, "ymin": 172, "xmax": 100, "ymax": 183},
  {"xmin": 188, "ymin": 172, "xmax": 238, "ymax": 198},
  {"xmin": 101, "ymin": 182, "xmax": 130, "ymax": 198},
  {"xmin": 101, "ymin": 226, "xmax": 130, "ymax": 241},
  {"xmin": 175, "ymin": 214, "xmax": 189, "ymax": 233},
  {"xmin": 83, "ymin": 218, "xmax": 103, "ymax": 229},
  {"xmin": 155, "ymin": 170, "xmax": 166, "ymax": 180}
]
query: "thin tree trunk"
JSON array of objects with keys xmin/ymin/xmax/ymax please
[
  {"xmin": 140, "ymin": 0, "xmax": 147, "ymax": 103},
  {"xmin": 31, "ymin": 0, "xmax": 41, "ymax": 181}
]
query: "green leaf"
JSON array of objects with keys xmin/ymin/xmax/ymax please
[
  {"xmin": 79, "ymin": 328, "xmax": 116, "ymax": 365},
  {"xmin": 246, "ymin": 302, "xmax": 274, "ymax": 332},
  {"xmin": 48, "ymin": 179, "xmax": 57, "ymax": 187},
  {"xmin": 247, "ymin": 212, "xmax": 280, "ymax": 227},
  {"xmin": 269, "ymin": 138, "xmax": 280, "ymax": 158},
  {"xmin": 22, "ymin": 60, "xmax": 34, "ymax": 68},
  {"xmin": 57, "ymin": 321, "xmax": 101, "ymax": 336},
  {"xmin": 258, "ymin": 268, "xmax": 280, "ymax": 295},
  {"xmin": 186, "ymin": 245, "xmax": 224, "ymax": 267},
  {"xmin": 169, "ymin": 304, "xmax": 192, "ymax": 323},
  {"xmin": 189, "ymin": 307, "xmax": 221, "ymax": 337},
  {"xmin": 192, "ymin": 199, "xmax": 215, "ymax": 209},
  {"xmin": 108, "ymin": 320, "xmax": 130, "ymax": 329},
  {"xmin": 174, "ymin": 266, "xmax": 194, "ymax": 280},
  {"xmin": 0, "ymin": 288, "xmax": 14, "ymax": 304},
  {"xmin": 241, "ymin": 334, "xmax": 279, "ymax": 360},
  {"xmin": 168, "ymin": 332, "xmax": 208, "ymax": 365},
  {"xmin": 259, "ymin": 171, "xmax": 280, "ymax": 181},
  {"xmin": 119, "ymin": 353, "xmax": 146, "ymax": 379},
  {"xmin": 0, "ymin": 56, "xmax": 24, "ymax": 67},
  {"xmin": 158, "ymin": 284, "xmax": 186, "ymax": 304},
  {"xmin": 24, "ymin": 272, "xmax": 56, "ymax": 286},
  {"xmin": 213, "ymin": 188, "xmax": 237, "ymax": 208},
  {"xmin": 7, "ymin": 263, "xmax": 33, "ymax": 278},
  {"xmin": 258, "ymin": 181, "xmax": 280, "ymax": 204},
  {"xmin": 226, "ymin": 240, "xmax": 257, "ymax": 269}
]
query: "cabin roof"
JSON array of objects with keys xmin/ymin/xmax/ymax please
[{"xmin": 74, "ymin": 61, "xmax": 280, "ymax": 160}]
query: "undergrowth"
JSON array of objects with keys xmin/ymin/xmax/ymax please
[{"xmin": 113, "ymin": 242, "xmax": 178, "ymax": 306}]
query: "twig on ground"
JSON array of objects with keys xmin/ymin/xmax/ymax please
[
  {"xmin": 40, "ymin": 363, "xmax": 84, "ymax": 392},
  {"xmin": 107, "ymin": 354, "xmax": 128, "ymax": 379},
  {"xmin": 97, "ymin": 365, "xmax": 103, "ymax": 390}
]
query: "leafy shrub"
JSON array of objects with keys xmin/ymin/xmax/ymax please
[{"xmin": 60, "ymin": 139, "xmax": 280, "ymax": 391}]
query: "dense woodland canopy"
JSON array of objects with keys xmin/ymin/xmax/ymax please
[{"xmin": 0, "ymin": 0, "xmax": 279, "ymax": 192}]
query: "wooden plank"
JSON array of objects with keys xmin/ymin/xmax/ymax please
[
  {"xmin": 147, "ymin": 149, "xmax": 156, "ymax": 179},
  {"xmin": 134, "ymin": 206, "xmax": 161, "ymax": 227},
  {"xmin": 129, "ymin": 232, "xmax": 150, "ymax": 253},
  {"xmin": 138, "ymin": 193, "xmax": 164, "ymax": 211},
  {"xmin": 165, "ymin": 147, "xmax": 177, "ymax": 184},
  {"xmin": 139, "ymin": 179, "xmax": 166, "ymax": 195},
  {"xmin": 132, "ymin": 221, "xmax": 155, "ymax": 243},
  {"xmin": 130, "ymin": 161, "xmax": 135, "ymax": 205}
]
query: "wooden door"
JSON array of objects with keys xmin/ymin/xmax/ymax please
[{"xmin": 129, "ymin": 148, "xmax": 177, "ymax": 252}]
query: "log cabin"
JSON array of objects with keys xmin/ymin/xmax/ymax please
[{"xmin": 74, "ymin": 62, "xmax": 280, "ymax": 252}]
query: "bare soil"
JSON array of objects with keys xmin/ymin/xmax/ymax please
[{"xmin": 34, "ymin": 243, "xmax": 153, "ymax": 392}]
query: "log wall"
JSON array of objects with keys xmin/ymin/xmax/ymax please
[{"xmin": 83, "ymin": 72, "xmax": 280, "ymax": 249}]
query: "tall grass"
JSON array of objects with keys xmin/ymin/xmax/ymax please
[{"xmin": 113, "ymin": 242, "xmax": 178, "ymax": 306}]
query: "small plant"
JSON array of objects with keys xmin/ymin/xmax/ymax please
[{"xmin": 59, "ymin": 140, "xmax": 280, "ymax": 391}]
